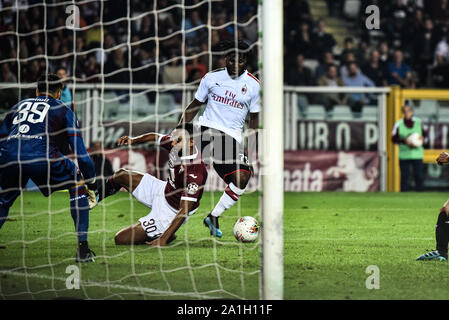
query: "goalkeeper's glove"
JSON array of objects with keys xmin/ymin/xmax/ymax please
[{"xmin": 85, "ymin": 179, "xmax": 98, "ymax": 209}]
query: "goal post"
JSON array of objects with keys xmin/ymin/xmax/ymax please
[{"xmin": 261, "ymin": 0, "xmax": 284, "ymax": 300}]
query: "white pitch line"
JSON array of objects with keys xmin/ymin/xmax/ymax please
[{"xmin": 0, "ymin": 269, "xmax": 228, "ymax": 300}]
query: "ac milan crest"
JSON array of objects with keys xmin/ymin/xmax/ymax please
[{"xmin": 241, "ymin": 84, "xmax": 247, "ymax": 94}]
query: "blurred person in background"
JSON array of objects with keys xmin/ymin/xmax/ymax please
[
  {"xmin": 339, "ymin": 52, "xmax": 357, "ymax": 78},
  {"xmin": 56, "ymin": 67, "xmax": 75, "ymax": 112},
  {"xmin": 342, "ymin": 62, "xmax": 375, "ymax": 113},
  {"xmin": 311, "ymin": 19, "xmax": 336, "ymax": 57},
  {"xmin": 414, "ymin": 17, "xmax": 439, "ymax": 86},
  {"xmin": 391, "ymin": 104, "xmax": 424, "ymax": 192},
  {"xmin": 315, "ymin": 51, "xmax": 336, "ymax": 79},
  {"xmin": 378, "ymin": 40, "xmax": 390, "ymax": 65},
  {"xmin": 285, "ymin": 54, "xmax": 314, "ymax": 115},
  {"xmin": 317, "ymin": 64, "xmax": 348, "ymax": 112},
  {"xmin": 386, "ymin": 49, "xmax": 415, "ymax": 88},
  {"xmin": 362, "ymin": 49, "xmax": 387, "ymax": 87},
  {"xmin": 0, "ymin": 63, "xmax": 18, "ymax": 112}
]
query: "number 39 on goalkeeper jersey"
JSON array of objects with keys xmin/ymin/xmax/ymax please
[{"xmin": 0, "ymin": 96, "xmax": 96, "ymax": 185}]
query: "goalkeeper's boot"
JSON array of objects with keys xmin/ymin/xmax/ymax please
[
  {"xmin": 76, "ymin": 242, "xmax": 96, "ymax": 263},
  {"xmin": 416, "ymin": 250, "xmax": 448, "ymax": 261},
  {"xmin": 203, "ymin": 213, "xmax": 223, "ymax": 238}
]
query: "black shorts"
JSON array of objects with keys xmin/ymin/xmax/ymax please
[{"xmin": 194, "ymin": 126, "xmax": 251, "ymax": 184}]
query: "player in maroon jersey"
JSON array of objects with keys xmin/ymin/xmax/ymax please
[{"xmin": 96, "ymin": 123, "xmax": 207, "ymax": 247}]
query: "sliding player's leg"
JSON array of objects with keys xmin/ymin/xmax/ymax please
[
  {"xmin": 113, "ymin": 171, "xmax": 178, "ymax": 245},
  {"xmin": 114, "ymin": 222, "xmax": 177, "ymax": 245},
  {"xmin": 97, "ymin": 168, "xmax": 144, "ymax": 202},
  {"xmin": 417, "ymin": 199, "xmax": 449, "ymax": 261},
  {"xmin": 114, "ymin": 222, "xmax": 148, "ymax": 245}
]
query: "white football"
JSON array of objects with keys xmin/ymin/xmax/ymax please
[
  {"xmin": 406, "ymin": 132, "xmax": 423, "ymax": 147},
  {"xmin": 233, "ymin": 216, "xmax": 260, "ymax": 243}
]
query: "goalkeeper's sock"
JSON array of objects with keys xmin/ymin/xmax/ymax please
[
  {"xmin": 435, "ymin": 208, "xmax": 449, "ymax": 258},
  {"xmin": 97, "ymin": 177, "xmax": 120, "ymax": 202},
  {"xmin": 70, "ymin": 186, "xmax": 90, "ymax": 243},
  {"xmin": 211, "ymin": 183, "xmax": 245, "ymax": 218}
]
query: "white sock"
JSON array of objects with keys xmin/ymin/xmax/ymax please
[{"xmin": 211, "ymin": 183, "xmax": 245, "ymax": 218}]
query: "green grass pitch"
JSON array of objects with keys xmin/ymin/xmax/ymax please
[{"xmin": 1, "ymin": 191, "xmax": 449, "ymax": 300}]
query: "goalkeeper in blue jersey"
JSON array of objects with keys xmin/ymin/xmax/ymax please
[{"xmin": 0, "ymin": 74, "xmax": 97, "ymax": 263}]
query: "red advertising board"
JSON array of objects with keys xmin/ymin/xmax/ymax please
[{"xmin": 102, "ymin": 149, "xmax": 379, "ymax": 192}]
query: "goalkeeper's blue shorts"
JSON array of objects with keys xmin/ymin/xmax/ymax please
[{"xmin": 0, "ymin": 156, "xmax": 81, "ymax": 198}]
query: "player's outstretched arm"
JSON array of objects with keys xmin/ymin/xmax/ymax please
[
  {"xmin": 117, "ymin": 133, "xmax": 161, "ymax": 146},
  {"xmin": 177, "ymin": 99, "xmax": 203, "ymax": 126},
  {"xmin": 146, "ymin": 200, "xmax": 195, "ymax": 247},
  {"xmin": 65, "ymin": 110, "xmax": 96, "ymax": 184}
]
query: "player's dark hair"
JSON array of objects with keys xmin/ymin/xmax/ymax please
[
  {"xmin": 176, "ymin": 123, "xmax": 194, "ymax": 138},
  {"xmin": 214, "ymin": 39, "xmax": 251, "ymax": 59},
  {"xmin": 37, "ymin": 73, "xmax": 63, "ymax": 95}
]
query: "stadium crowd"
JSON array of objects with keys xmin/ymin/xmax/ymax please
[
  {"xmin": 0, "ymin": 0, "xmax": 448, "ymax": 110},
  {"xmin": 284, "ymin": 0, "xmax": 449, "ymax": 91}
]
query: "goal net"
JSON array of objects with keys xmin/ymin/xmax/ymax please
[{"xmin": 0, "ymin": 0, "xmax": 282, "ymax": 300}]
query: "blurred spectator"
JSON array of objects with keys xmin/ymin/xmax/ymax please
[
  {"xmin": 311, "ymin": 19, "xmax": 336, "ymax": 57},
  {"xmin": 428, "ymin": 0, "xmax": 449, "ymax": 25},
  {"xmin": 315, "ymin": 51, "xmax": 336, "ymax": 79},
  {"xmin": 340, "ymin": 37, "xmax": 360, "ymax": 62},
  {"xmin": 386, "ymin": 50, "xmax": 415, "ymax": 88},
  {"xmin": 104, "ymin": 48, "xmax": 130, "ymax": 100},
  {"xmin": 0, "ymin": 63, "xmax": 18, "ymax": 112},
  {"xmin": 185, "ymin": 10, "xmax": 206, "ymax": 47},
  {"xmin": 317, "ymin": 64, "xmax": 348, "ymax": 112},
  {"xmin": 186, "ymin": 67, "xmax": 203, "ymax": 83},
  {"xmin": 56, "ymin": 67, "xmax": 75, "ymax": 112},
  {"xmin": 103, "ymin": 34, "xmax": 117, "ymax": 64},
  {"xmin": 434, "ymin": 30, "xmax": 449, "ymax": 65},
  {"xmin": 285, "ymin": 54, "xmax": 314, "ymax": 86},
  {"xmin": 339, "ymin": 52, "xmax": 357, "ymax": 78},
  {"xmin": 361, "ymin": 49, "xmax": 387, "ymax": 87},
  {"xmin": 84, "ymin": 54, "xmax": 101, "ymax": 83},
  {"xmin": 284, "ymin": 0, "xmax": 312, "ymax": 32},
  {"xmin": 137, "ymin": 13, "xmax": 154, "ymax": 46},
  {"xmin": 162, "ymin": 55, "xmax": 184, "ymax": 84},
  {"xmin": 295, "ymin": 22, "xmax": 313, "ymax": 58},
  {"xmin": 23, "ymin": 60, "xmax": 41, "ymax": 83},
  {"xmin": 104, "ymin": 48, "xmax": 130, "ymax": 84},
  {"xmin": 241, "ymin": 11, "xmax": 258, "ymax": 44},
  {"xmin": 387, "ymin": 0, "xmax": 409, "ymax": 48},
  {"xmin": 414, "ymin": 17, "xmax": 439, "ymax": 85},
  {"xmin": 432, "ymin": 54, "xmax": 449, "ymax": 87},
  {"xmin": 342, "ymin": 62, "xmax": 375, "ymax": 113},
  {"xmin": 186, "ymin": 55, "xmax": 207, "ymax": 81},
  {"xmin": 0, "ymin": 63, "xmax": 17, "ymax": 83},
  {"xmin": 379, "ymin": 41, "xmax": 390, "ymax": 65},
  {"xmin": 285, "ymin": 54, "xmax": 314, "ymax": 115},
  {"xmin": 325, "ymin": 0, "xmax": 344, "ymax": 17}
]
